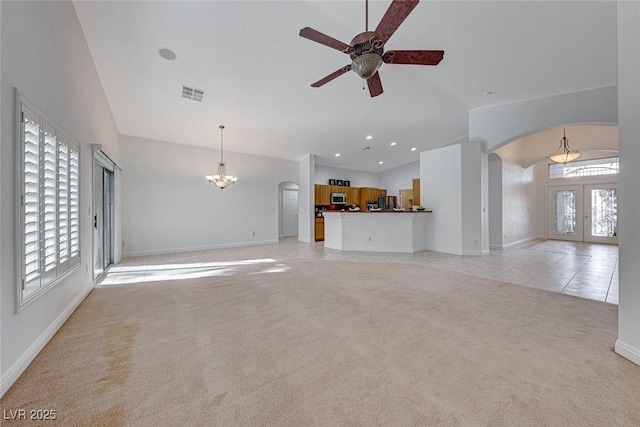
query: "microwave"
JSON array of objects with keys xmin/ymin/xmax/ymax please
[{"xmin": 330, "ymin": 192, "xmax": 347, "ymax": 205}]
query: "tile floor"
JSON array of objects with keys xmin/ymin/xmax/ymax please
[{"xmin": 101, "ymin": 239, "xmax": 619, "ymax": 304}]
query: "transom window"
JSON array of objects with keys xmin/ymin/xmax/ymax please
[{"xmin": 549, "ymin": 157, "xmax": 619, "ymax": 179}]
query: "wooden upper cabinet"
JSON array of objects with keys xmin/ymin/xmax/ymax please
[
  {"xmin": 320, "ymin": 185, "xmax": 331, "ymax": 205},
  {"xmin": 412, "ymin": 178, "xmax": 421, "ymax": 206},
  {"xmin": 400, "ymin": 189, "xmax": 414, "ymax": 210},
  {"xmin": 347, "ymin": 187, "xmax": 360, "ymax": 205},
  {"xmin": 314, "ymin": 185, "xmax": 322, "ymax": 205}
]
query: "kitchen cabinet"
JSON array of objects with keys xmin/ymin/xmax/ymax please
[
  {"xmin": 358, "ymin": 187, "xmax": 387, "ymax": 210},
  {"xmin": 331, "ymin": 185, "xmax": 347, "ymax": 195},
  {"xmin": 400, "ymin": 189, "xmax": 414, "ymax": 210},
  {"xmin": 316, "ymin": 185, "xmax": 383, "ymax": 208},
  {"xmin": 412, "ymin": 179, "xmax": 421, "ymax": 206},
  {"xmin": 320, "ymin": 185, "xmax": 331, "ymax": 205},
  {"xmin": 359, "ymin": 187, "xmax": 374, "ymax": 210},
  {"xmin": 315, "ymin": 217, "xmax": 325, "ymax": 241},
  {"xmin": 347, "ymin": 187, "xmax": 360, "ymax": 206}
]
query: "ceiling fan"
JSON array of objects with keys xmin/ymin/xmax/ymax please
[{"xmin": 299, "ymin": 0, "xmax": 444, "ymax": 97}]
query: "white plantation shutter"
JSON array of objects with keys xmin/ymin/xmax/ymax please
[
  {"xmin": 57, "ymin": 135, "xmax": 70, "ymax": 270},
  {"xmin": 17, "ymin": 95, "xmax": 81, "ymax": 308},
  {"xmin": 42, "ymin": 122, "xmax": 58, "ymax": 284},
  {"xmin": 69, "ymin": 146, "xmax": 80, "ymax": 261},
  {"xmin": 22, "ymin": 106, "xmax": 41, "ymax": 297}
]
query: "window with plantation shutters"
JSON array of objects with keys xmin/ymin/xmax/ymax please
[{"xmin": 17, "ymin": 95, "xmax": 81, "ymax": 308}]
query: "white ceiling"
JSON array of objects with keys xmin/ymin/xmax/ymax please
[{"xmin": 72, "ymin": 1, "xmax": 617, "ymax": 172}]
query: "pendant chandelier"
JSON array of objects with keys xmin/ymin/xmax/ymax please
[
  {"xmin": 206, "ymin": 125, "xmax": 238, "ymax": 189},
  {"xmin": 548, "ymin": 128, "xmax": 581, "ymax": 164}
]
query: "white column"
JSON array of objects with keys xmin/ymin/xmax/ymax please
[
  {"xmin": 297, "ymin": 154, "xmax": 314, "ymax": 243},
  {"xmin": 615, "ymin": 0, "xmax": 640, "ymax": 366}
]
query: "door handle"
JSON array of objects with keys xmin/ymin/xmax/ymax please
[{"xmin": 94, "ymin": 214, "xmax": 98, "ymax": 229}]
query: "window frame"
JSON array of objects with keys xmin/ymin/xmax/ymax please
[
  {"xmin": 548, "ymin": 156, "xmax": 619, "ymax": 180},
  {"xmin": 15, "ymin": 90, "xmax": 81, "ymax": 312}
]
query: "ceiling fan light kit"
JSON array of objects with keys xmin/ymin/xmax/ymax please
[
  {"xmin": 299, "ymin": 0, "xmax": 444, "ymax": 97},
  {"xmin": 351, "ymin": 53, "xmax": 383, "ymax": 79}
]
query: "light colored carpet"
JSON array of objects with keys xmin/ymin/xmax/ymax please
[{"xmin": 2, "ymin": 259, "xmax": 639, "ymax": 426}]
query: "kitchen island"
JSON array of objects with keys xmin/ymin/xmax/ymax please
[{"xmin": 323, "ymin": 210, "xmax": 432, "ymax": 253}]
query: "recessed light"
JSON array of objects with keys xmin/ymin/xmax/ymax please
[
  {"xmin": 378, "ymin": 161, "xmax": 384, "ymax": 165},
  {"xmin": 158, "ymin": 48, "xmax": 177, "ymax": 61},
  {"xmin": 366, "ymin": 135, "xmax": 373, "ymax": 140},
  {"xmin": 335, "ymin": 153, "xmax": 341, "ymax": 157},
  {"xmin": 411, "ymin": 147, "xmax": 417, "ymax": 151},
  {"xmin": 390, "ymin": 142, "xmax": 397, "ymax": 146},
  {"xmin": 483, "ymin": 91, "xmax": 494, "ymax": 96}
]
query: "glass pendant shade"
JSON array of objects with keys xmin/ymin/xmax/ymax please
[
  {"xmin": 351, "ymin": 53, "xmax": 383, "ymax": 79},
  {"xmin": 205, "ymin": 125, "xmax": 238, "ymax": 189},
  {"xmin": 548, "ymin": 128, "xmax": 580, "ymax": 164}
]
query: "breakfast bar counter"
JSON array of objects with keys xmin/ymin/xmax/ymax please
[{"xmin": 323, "ymin": 211, "xmax": 432, "ymax": 253}]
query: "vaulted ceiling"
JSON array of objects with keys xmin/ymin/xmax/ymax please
[{"xmin": 73, "ymin": 1, "xmax": 617, "ymax": 172}]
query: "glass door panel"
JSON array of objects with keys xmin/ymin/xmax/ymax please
[
  {"xmin": 547, "ymin": 186, "xmax": 584, "ymax": 242},
  {"xmin": 584, "ymin": 184, "xmax": 618, "ymax": 244}
]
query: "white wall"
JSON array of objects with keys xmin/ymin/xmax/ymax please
[
  {"xmin": 1, "ymin": 1, "xmax": 120, "ymax": 396},
  {"xmin": 494, "ymin": 143, "xmax": 542, "ymax": 247},
  {"xmin": 120, "ymin": 135, "xmax": 298, "ymax": 255},
  {"xmin": 616, "ymin": 0, "xmax": 640, "ymax": 366},
  {"xmin": 314, "ymin": 164, "xmax": 380, "ymax": 188},
  {"xmin": 420, "ymin": 145, "xmax": 462, "ymax": 255},
  {"xmin": 379, "ymin": 160, "xmax": 419, "ymax": 198}
]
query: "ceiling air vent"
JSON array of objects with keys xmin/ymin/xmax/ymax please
[{"xmin": 181, "ymin": 85, "xmax": 204, "ymax": 102}]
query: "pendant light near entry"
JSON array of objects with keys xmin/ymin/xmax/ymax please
[
  {"xmin": 548, "ymin": 128, "xmax": 581, "ymax": 164},
  {"xmin": 206, "ymin": 125, "xmax": 238, "ymax": 189}
]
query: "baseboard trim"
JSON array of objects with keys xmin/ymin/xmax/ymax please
[
  {"xmin": 122, "ymin": 239, "xmax": 279, "ymax": 257},
  {"xmin": 1, "ymin": 283, "xmax": 93, "ymax": 398},
  {"xmin": 615, "ymin": 339, "xmax": 640, "ymax": 367},
  {"xmin": 462, "ymin": 249, "xmax": 490, "ymax": 256},
  {"xmin": 503, "ymin": 236, "xmax": 545, "ymax": 250}
]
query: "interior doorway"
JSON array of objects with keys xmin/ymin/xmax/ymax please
[
  {"xmin": 93, "ymin": 154, "xmax": 116, "ymax": 280},
  {"xmin": 279, "ymin": 182, "xmax": 299, "ymax": 238},
  {"xmin": 546, "ymin": 184, "xmax": 618, "ymax": 244}
]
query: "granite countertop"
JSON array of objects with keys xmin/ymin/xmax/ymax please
[{"xmin": 324, "ymin": 210, "xmax": 433, "ymax": 213}]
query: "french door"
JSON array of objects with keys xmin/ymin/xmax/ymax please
[{"xmin": 546, "ymin": 184, "xmax": 618, "ymax": 244}]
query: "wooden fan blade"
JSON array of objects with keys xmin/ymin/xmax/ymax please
[
  {"xmin": 367, "ymin": 72, "xmax": 383, "ymax": 97},
  {"xmin": 311, "ymin": 66, "xmax": 352, "ymax": 88},
  {"xmin": 299, "ymin": 27, "xmax": 352, "ymax": 53},
  {"xmin": 383, "ymin": 50, "xmax": 444, "ymax": 65},
  {"xmin": 374, "ymin": 0, "xmax": 419, "ymax": 45}
]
